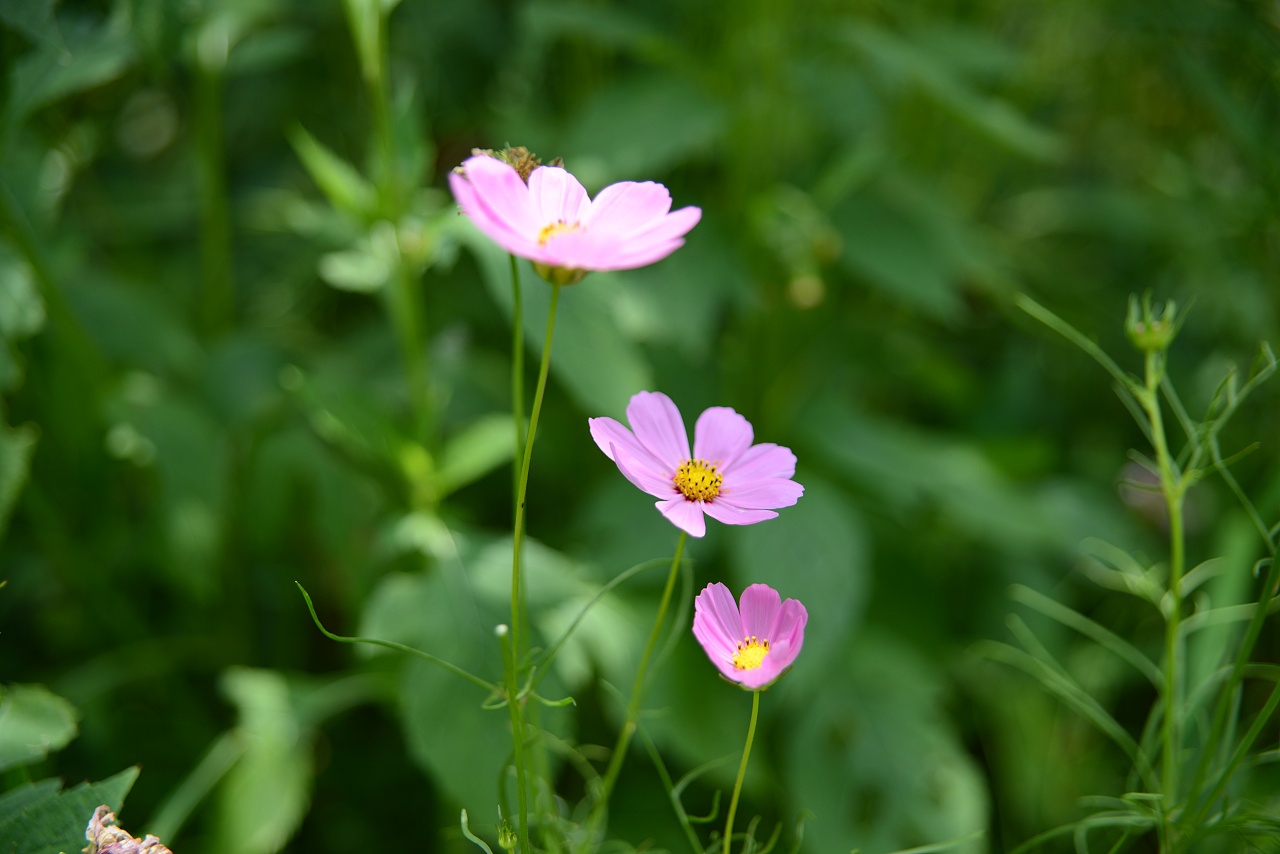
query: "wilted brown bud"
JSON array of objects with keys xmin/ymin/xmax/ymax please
[
  {"xmin": 455, "ymin": 146, "xmax": 564, "ymax": 184},
  {"xmin": 84, "ymin": 805, "xmax": 174, "ymax": 854}
]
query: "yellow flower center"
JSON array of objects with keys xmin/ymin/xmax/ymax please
[
  {"xmin": 674, "ymin": 458, "xmax": 722, "ymax": 501},
  {"xmin": 732, "ymin": 636, "xmax": 770, "ymax": 671},
  {"xmin": 537, "ymin": 220, "xmax": 582, "ymax": 246}
]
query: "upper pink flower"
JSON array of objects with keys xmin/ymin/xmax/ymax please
[
  {"xmin": 693, "ymin": 582, "xmax": 807, "ymax": 690},
  {"xmin": 589, "ymin": 391, "xmax": 803, "ymax": 538},
  {"xmin": 449, "ymin": 155, "xmax": 701, "ymax": 284}
]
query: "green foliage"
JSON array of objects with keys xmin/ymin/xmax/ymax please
[
  {"xmin": 0, "ymin": 684, "xmax": 77, "ymax": 773},
  {"xmin": 0, "ymin": 766, "xmax": 138, "ymax": 854},
  {"xmin": 2, "ymin": 0, "xmax": 1279, "ymax": 851}
]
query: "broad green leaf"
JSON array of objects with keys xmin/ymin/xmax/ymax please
[
  {"xmin": 0, "ymin": 684, "xmax": 78, "ymax": 772},
  {"xmin": 215, "ymin": 668, "xmax": 312, "ymax": 854},
  {"xmin": 0, "ymin": 766, "xmax": 139, "ymax": 854},
  {"xmin": 360, "ymin": 570, "xmax": 510, "ymax": 817},
  {"xmin": 436, "ymin": 413, "xmax": 515, "ymax": 498},
  {"xmin": 786, "ymin": 635, "xmax": 987, "ymax": 854}
]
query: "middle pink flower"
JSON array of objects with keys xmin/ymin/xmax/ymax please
[{"xmin": 589, "ymin": 391, "xmax": 804, "ymax": 538}]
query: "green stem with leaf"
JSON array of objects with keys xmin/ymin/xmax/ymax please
[{"xmin": 591, "ymin": 531, "xmax": 688, "ymax": 831}]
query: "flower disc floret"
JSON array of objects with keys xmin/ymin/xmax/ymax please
[
  {"xmin": 588, "ymin": 391, "xmax": 804, "ymax": 538},
  {"xmin": 693, "ymin": 582, "xmax": 807, "ymax": 690},
  {"xmin": 449, "ymin": 155, "xmax": 701, "ymax": 284}
]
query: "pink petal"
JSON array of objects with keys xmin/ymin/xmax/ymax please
[
  {"xmin": 626, "ymin": 391, "xmax": 690, "ymax": 463},
  {"xmin": 738, "ymin": 584, "xmax": 782, "ymax": 639},
  {"xmin": 617, "ymin": 205, "xmax": 702, "ymax": 244},
  {"xmin": 692, "ymin": 407, "xmax": 754, "ymax": 468},
  {"xmin": 701, "ymin": 502, "xmax": 779, "ymax": 527},
  {"xmin": 528, "ymin": 166, "xmax": 590, "ymax": 225},
  {"xmin": 452, "ymin": 156, "xmax": 541, "ymax": 246},
  {"xmin": 718, "ymin": 480, "xmax": 804, "ymax": 511},
  {"xmin": 589, "ymin": 417, "xmax": 667, "ymax": 471},
  {"xmin": 656, "ymin": 497, "xmax": 706, "ymax": 537},
  {"xmin": 585, "ymin": 181, "xmax": 674, "ymax": 235},
  {"xmin": 724, "ymin": 443, "xmax": 797, "ymax": 485},
  {"xmin": 693, "ymin": 582, "xmax": 743, "ymax": 660},
  {"xmin": 775, "ymin": 599, "xmax": 809, "ymax": 648},
  {"xmin": 613, "ymin": 446, "xmax": 677, "ymax": 499}
]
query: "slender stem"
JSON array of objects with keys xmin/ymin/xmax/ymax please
[
  {"xmin": 193, "ymin": 57, "xmax": 233, "ymax": 336},
  {"xmin": 499, "ymin": 626, "xmax": 530, "ymax": 854},
  {"xmin": 508, "ymin": 283, "xmax": 562, "ymax": 850},
  {"xmin": 592, "ymin": 532, "xmax": 688, "ymax": 826},
  {"xmin": 1145, "ymin": 349, "xmax": 1185, "ymax": 809},
  {"xmin": 724, "ymin": 690, "xmax": 761, "ymax": 854},
  {"xmin": 511, "ymin": 255, "xmax": 525, "ymax": 501},
  {"xmin": 512, "ymin": 283, "xmax": 561, "ymax": 654}
]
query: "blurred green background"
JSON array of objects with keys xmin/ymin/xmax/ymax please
[{"xmin": 2, "ymin": 0, "xmax": 1279, "ymax": 851}]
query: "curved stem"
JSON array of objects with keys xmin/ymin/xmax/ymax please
[
  {"xmin": 593, "ymin": 531, "xmax": 687, "ymax": 825},
  {"xmin": 724, "ymin": 690, "xmax": 760, "ymax": 854}
]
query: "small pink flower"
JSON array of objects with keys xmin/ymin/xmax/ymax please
[
  {"xmin": 693, "ymin": 582, "xmax": 807, "ymax": 690},
  {"xmin": 449, "ymin": 155, "xmax": 701, "ymax": 285},
  {"xmin": 589, "ymin": 391, "xmax": 803, "ymax": 538}
]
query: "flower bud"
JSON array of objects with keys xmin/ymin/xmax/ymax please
[{"xmin": 1125, "ymin": 293, "xmax": 1179, "ymax": 353}]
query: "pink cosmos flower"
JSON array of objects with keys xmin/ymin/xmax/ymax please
[
  {"xmin": 589, "ymin": 391, "xmax": 803, "ymax": 538},
  {"xmin": 693, "ymin": 582, "xmax": 807, "ymax": 690},
  {"xmin": 449, "ymin": 155, "xmax": 701, "ymax": 285}
]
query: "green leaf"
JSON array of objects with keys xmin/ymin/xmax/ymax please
[
  {"xmin": 436, "ymin": 413, "xmax": 516, "ymax": 498},
  {"xmin": 786, "ymin": 634, "xmax": 987, "ymax": 854},
  {"xmin": 317, "ymin": 245, "xmax": 390, "ymax": 293},
  {"xmin": 0, "ymin": 766, "xmax": 139, "ymax": 854},
  {"xmin": 0, "ymin": 684, "xmax": 78, "ymax": 772},
  {"xmin": 0, "ymin": 0, "xmax": 57, "ymax": 45},
  {"xmin": 5, "ymin": 12, "xmax": 136, "ymax": 127},
  {"xmin": 288, "ymin": 126, "xmax": 378, "ymax": 222},
  {"xmin": 215, "ymin": 668, "xmax": 312, "ymax": 854},
  {"xmin": 0, "ymin": 416, "xmax": 38, "ymax": 540}
]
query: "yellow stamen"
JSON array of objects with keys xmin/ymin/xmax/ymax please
[
  {"xmin": 537, "ymin": 219, "xmax": 582, "ymax": 246},
  {"xmin": 732, "ymin": 636, "xmax": 770, "ymax": 671},
  {"xmin": 674, "ymin": 458, "xmax": 722, "ymax": 502}
]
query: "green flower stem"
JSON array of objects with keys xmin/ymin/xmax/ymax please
[
  {"xmin": 1143, "ymin": 348, "xmax": 1185, "ymax": 807},
  {"xmin": 724, "ymin": 690, "xmax": 761, "ymax": 854},
  {"xmin": 593, "ymin": 531, "xmax": 688, "ymax": 824},
  {"xmin": 499, "ymin": 626, "xmax": 531, "ymax": 854},
  {"xmin": 512, "ymin": 282, "xmax": 561, "ymax": 655},
  {"xmin": 507, "ymin": 283, "xmax": 562, "ymax": 851},
  {"xmin": 511, "ymin": 255, "xmax": 525, "ymax": 499}
]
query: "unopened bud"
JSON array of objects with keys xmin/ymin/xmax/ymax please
[{"xmin": 1125, "ymin": 293, "xmax": 1180, "ymax": 353}]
